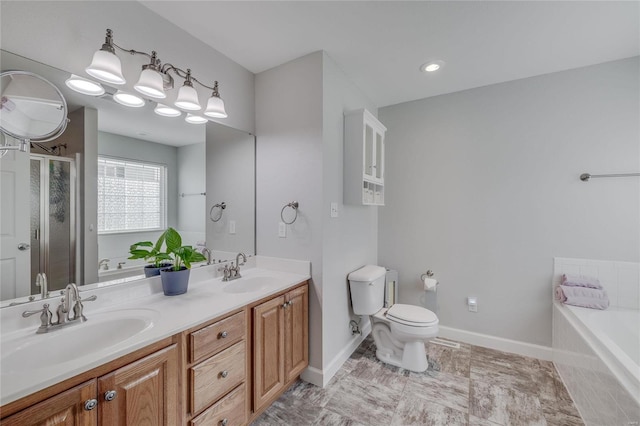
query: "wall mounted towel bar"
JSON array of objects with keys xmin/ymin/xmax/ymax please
[
  {"xmin": 580, "ymin": 173, "xmax": 640, "ymax": 182},
  {"xmin": 180, "ymin": 192, "xmax": 206, "ymax": 197}
]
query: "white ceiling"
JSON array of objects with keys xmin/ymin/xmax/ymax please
[{"xmin": 141, "ymin": 1, "xmax": 639, "ymax": 108}]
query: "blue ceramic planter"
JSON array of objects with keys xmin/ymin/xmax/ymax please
[
  {"xmin": 144, "ymin": 263, "xmax": 173, "ymax": 278},
  {"xmin": 160, "ymin": 267, "xmax": 190, "ymax": 296}
]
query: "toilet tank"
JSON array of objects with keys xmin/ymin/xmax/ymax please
[{"xmin": 348, "ymin": 265, "xmax": 387, "ymax": 315}]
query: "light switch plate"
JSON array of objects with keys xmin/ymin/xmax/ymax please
[
  {"xmin": 229, "ymin": 220, "xmax": 236, "ymax": 234},
  {"xmin": 278, "ymin": 222, "xmax": 286, "ymax": 238},
  {"xmin": 330, "ymin": 202, "xmax": 338, "ymax": 218}
]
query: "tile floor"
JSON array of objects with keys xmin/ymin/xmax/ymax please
[{"xmin": 251, "ymin": 336, "xmax": 584, "ymax": 426}]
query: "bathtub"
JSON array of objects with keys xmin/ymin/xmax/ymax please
[{"xmin": 553, "ymin": 302, "xmax": 640, "ymax": 425}]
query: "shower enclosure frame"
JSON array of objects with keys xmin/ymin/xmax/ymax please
[{"xmin": 30, "ymin": 153, "xmax": 76, "ymax": 294}]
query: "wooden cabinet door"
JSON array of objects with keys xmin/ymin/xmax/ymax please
[
  {"xmin": 285, "ymin": 285, "xmax": 309, "ymax": 382},
  {"xmin": 2, "ymin": 380, "xmax": 97, "ymax": 426},
  {"xmin": 98, "ymin": 344, "xmax": 179, "ymax": 426},
  {"xmin": 253, "ymin": 295, "xmax": 285, "ymax": 412}
]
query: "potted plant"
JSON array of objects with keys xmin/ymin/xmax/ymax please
[
  {"xmin": 159, "ymin": 227, "xmax": 206, "ymax": 296},
  {"xmin": 128, "ymin": 233, "xmax": 173, "ymax": 278}
]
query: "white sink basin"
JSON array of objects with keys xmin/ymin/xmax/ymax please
[
  {"xmin": 1, "ymin": 309, "xmax": 156, "ymax": 374},
  {"xmin": 223, "ymin": 276, "xmax": 280, "ymax": 294}
]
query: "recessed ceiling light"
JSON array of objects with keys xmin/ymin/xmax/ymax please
[
  {"xmin": 113, "ymin": 90, "xmax": 145, "ymax": 108},
  {"xmin": 65, "ymin": 74, "xmax": 105, "ymax": 96},
  {"xmin": 420, "ymin": 60, "xmax": 445, "ymax": 73}
]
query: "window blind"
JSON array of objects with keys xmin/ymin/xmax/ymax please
[{"xmin": 97, "ymin": 156, "xmax": 167, "ymax": 233}]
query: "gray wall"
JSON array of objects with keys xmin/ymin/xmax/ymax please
[
  {"xmin": 256, "ymin": 52, "xmax": 325, "ymax": 372},
  {"xmin": 321, "ymin": 53, "xmax": 378, "ymax": 369},
  {"xmin": 378, "ymin": 57, "xmax": 640, "ymax": 347}
]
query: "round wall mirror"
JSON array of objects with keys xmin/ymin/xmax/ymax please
[{"xmin": 0, "ymin": 70, "xmax": 68, "ymax": 142}]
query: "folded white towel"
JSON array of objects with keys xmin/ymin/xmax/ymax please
[
  {"xmin": 561, "ymin": 274, "xmax": 602, "ymax": 290},
  {"xmin": 559, "ymin": 285, "xmax": 609, "ymax": 310}
]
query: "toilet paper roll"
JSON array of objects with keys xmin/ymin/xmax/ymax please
[{"xmin": 422, "ymin": 277, "xmax": 438, "ymax": 292}]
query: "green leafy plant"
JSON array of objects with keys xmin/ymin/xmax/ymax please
[
  {"xmin": 163, "ymin": 227, "xmax": 206, "ymax": 271},
  {"xmin": 128, "ymin": 233, "xmax": 172, "ymax": 267}
]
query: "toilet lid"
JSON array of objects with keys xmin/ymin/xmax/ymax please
[{"xmin": 386, "ymin": 304, "xmax": 438, "ymax": 325}]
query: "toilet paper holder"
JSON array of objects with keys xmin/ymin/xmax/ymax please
[{"xmin": 420, "ymin": 270, "xmax": 435, "ymax": 281}]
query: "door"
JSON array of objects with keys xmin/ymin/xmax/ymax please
[
  {"xmin": 98, "ymin": 344, "xmax": 178, "ymax": 426},
  {"xmin": 1, "ymin": 380, "xmax": 97, "ymax": 426},
  {"xmin": 285, "ymin": 285, "xmax": 309, "ymax": 382},
  {"xmin": 253, "ymin": 295, "xmax": 285, "ymax": 411},
  {"xmin": 0, "ymin": 147, "xmax": 30, "ymax": 300}
]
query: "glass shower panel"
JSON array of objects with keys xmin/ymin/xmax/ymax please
[
  {"xmin": 47, "ymin": 159, "xmax": 74, "ymax": 292},
  {"xmin": 30, "ymin": 159, "xmax": 41, "ymax": 295}
]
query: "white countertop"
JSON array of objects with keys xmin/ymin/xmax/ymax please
[{"xmin": 0, "ymin": 256, "xmax": 310, "ymax": 406}]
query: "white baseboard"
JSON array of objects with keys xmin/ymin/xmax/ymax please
[
  {"xmin": 300, "ymin": 321, "xmax": 372, "ymax": 388},
  {"xmin": 438, "ymin": 326, "xmax": 553, "ymax": 361}
]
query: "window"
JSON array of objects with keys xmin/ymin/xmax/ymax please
[{"xmin": 97, "ymin": 156, "xmax": 167, "ymax": 234}]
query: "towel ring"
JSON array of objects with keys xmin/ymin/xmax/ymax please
[
  {"xmin": 280, "ymin": 201, "xmax": 299, "ymax": 225},
  {"xmin": 209, "ymin": 202, "xmax": 226, "ymax": 222},
  {"xmin": 420, "ymin": 270, "xmax": 434, "ymax": 281}
]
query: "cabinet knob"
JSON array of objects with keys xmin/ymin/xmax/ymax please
[
  {"xmin": 220, "ymin": 370, "xmax": 229, "ymax": 378},
  {"xmin": 104, "ymin": 390, "xmax": 117, "ymax": 401},
  {"xmin": 220, "ymin": 419, "xmax": 228, "ymax": 426},
  {"xmin": 281, "ymin": 302, "xmax": 288, "ymax": 309},
  {"xmin": 219, "ymin": 331, "xmax": 228, "ymax": 339},
  {"xmin": 84, "ymin": 399, "xmax": 98, "ymax": 411}
]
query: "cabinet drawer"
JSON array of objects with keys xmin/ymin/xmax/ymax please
[
  {"xmin": 190, "ymin": 311, "xmax": 245, "ymax": 363},
  {"xmin": 189, "ymin": 384, "xmax": 246, "ymax": 426},
  {"xmin": 190, "ymin": 341, "xmax": 245, "ymax": 414}
]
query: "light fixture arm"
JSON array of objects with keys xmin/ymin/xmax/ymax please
[{"xmin": 161, "ymin": 64, "xmax": 217, "ymax": 92}]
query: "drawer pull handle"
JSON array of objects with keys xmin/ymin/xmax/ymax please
[
  {"xmin": 220, "ymin": 419, "xmax": 228, "ymax": 426},
  {"xmin": 220, "ymin": 370, "xmax": 229, "ymax": 378},
  {"xmin": 104, "ymin": 390, "xmax": 117, "ymax": 401},
  {"xmin": 219, "ymin": 331, "xmax": 228, "ymax": 339},
  {"xmin": 84, "ymin": 399, "xmax": 98, "ymax": 411}
]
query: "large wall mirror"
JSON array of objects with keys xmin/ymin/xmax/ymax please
[{"xmin": 0, "ymin": 50, "xmax": 255, "ymax": 304}]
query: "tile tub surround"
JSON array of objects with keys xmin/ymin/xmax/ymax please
[
  {"xmin": 553, "ymin": 303, "xmax": 640, "ymax": 426},
  {"xmin": 0, "ymin": 256, "xmax": 310, "ymax": 406},
  {"xmin": 252, "ymin": 336, "xmax": 584, "ymax": 426}
]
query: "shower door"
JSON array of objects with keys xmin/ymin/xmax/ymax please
[{"xmin": 30, "ymin": 155, "xmax": 76, "ymax": 295}]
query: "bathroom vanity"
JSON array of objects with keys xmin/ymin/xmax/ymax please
[{"xmin": 0, "ymin": 257, "xmax": 310, "ymax": 425}]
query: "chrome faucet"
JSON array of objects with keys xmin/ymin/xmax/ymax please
[
  {"xmin": 22, "ymin": 283, "xmax": 97, "ymax": 334},
  {"xmin": 229, "ymin": 253, "xmax": 247, "ymax": 280},
  {"xmin": 202, "ymin": 248, "xmax": 213, "ymax": 265},
  {"xmin": 99, "ymin": 258, "xmax": 110, "ymax": 271},
  {"xmin": 36, "ymin": 272, "xmax": 48, "ymax": 299}
]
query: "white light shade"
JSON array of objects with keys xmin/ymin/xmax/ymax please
[
  {"xmin": 134, "ymin": 68, "xmax": 166, "ymax": 99},
  {"xmin": 185, "ymin": 114, "xmax": 208, "ymax": 124},
  {"xmin": 65, "ymin": 74, "xmax": 105, "ymax": 96},
  {"xmin": 174, "ymin": 84, "xmax": 201, "ymax": 111},
  {"xmin": 154, "ymin": 103, "xmax": 182, "ymax": 117},
  {"xmin": 113, "ymin": 90, "xmax": 145, "ymax": 108},
  {"xmin": 86, "ymin": 49, "xmax": 126, "ymax": 85},
  {"xmin": 204, "ymin": 95, "xmax": 228, "ymax": 118}
]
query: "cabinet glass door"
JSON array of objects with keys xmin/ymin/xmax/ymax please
[
  {"xmin": 375, "ymin": 132, "xmax": 383, "ymax": 180},
  {"xmin": 364, "ymin": 125, "xmax": 374, "ymax": 180}
]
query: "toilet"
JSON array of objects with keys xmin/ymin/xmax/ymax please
[{"xmin": 348, "ymin": 265, "xmax": 439, "ymax": 372}]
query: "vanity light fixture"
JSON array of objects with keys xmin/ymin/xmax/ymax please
[
  {"xmin": 65, "ymin": 74, "xmax": 105, "ymax": 96},
  {"xmin": 85, "ymin": 29, "xmax": 228, "ymax": 117},
  {"xmin": 154, "ymin": 103, "xmax": 182, "ymax": 117},
  {"xmin": 113, "ymin": 90, "xmax": 145, "ymax": 108},
  {"xmin": 185, "ymin": 113, "xmax": 208, "ymax": 124},
  {"xmin": 420, "ymin": 60, "xmax": 445, "ymax": 73}
]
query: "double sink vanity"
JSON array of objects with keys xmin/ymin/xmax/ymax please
[{"xmin": 0, "ymin": 256, "xmax": 310, "ymax": 425}]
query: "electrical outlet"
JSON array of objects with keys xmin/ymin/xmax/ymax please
[
  {"xmin": 278, "ymin": 222, "xmax": 286, "ymax": 238},
  {"xmin": 330, "ymin": 202, "xmax": 338, "ymax": 218},
  {"xmin": 467, "ymin": 297, "xmax": 478, "ymax": 313}
]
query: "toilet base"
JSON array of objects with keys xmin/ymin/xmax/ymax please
[{"xmin": 371, "ymin": 321, "xmax": 431, "ymax": 372}]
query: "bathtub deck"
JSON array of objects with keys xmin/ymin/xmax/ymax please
[{"xmin": 252, "ymin": 335, "xmax": 583, "ymax": 425}]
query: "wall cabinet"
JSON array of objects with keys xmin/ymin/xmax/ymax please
[
  {"xmin": 252, "ymin": 283, "xmax": 308, "ymax": 414},
  {"xmin": 2, "ymin": 344, "xmax": 178, "ymax": 426},
  {"xmin": 344, "ymin": 108, "xmax": 387, "ymax": 206}
]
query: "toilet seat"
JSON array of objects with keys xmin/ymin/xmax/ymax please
[{"xmin": 386, "ymin": 304, "xmax": 438, "ymax": 327}]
